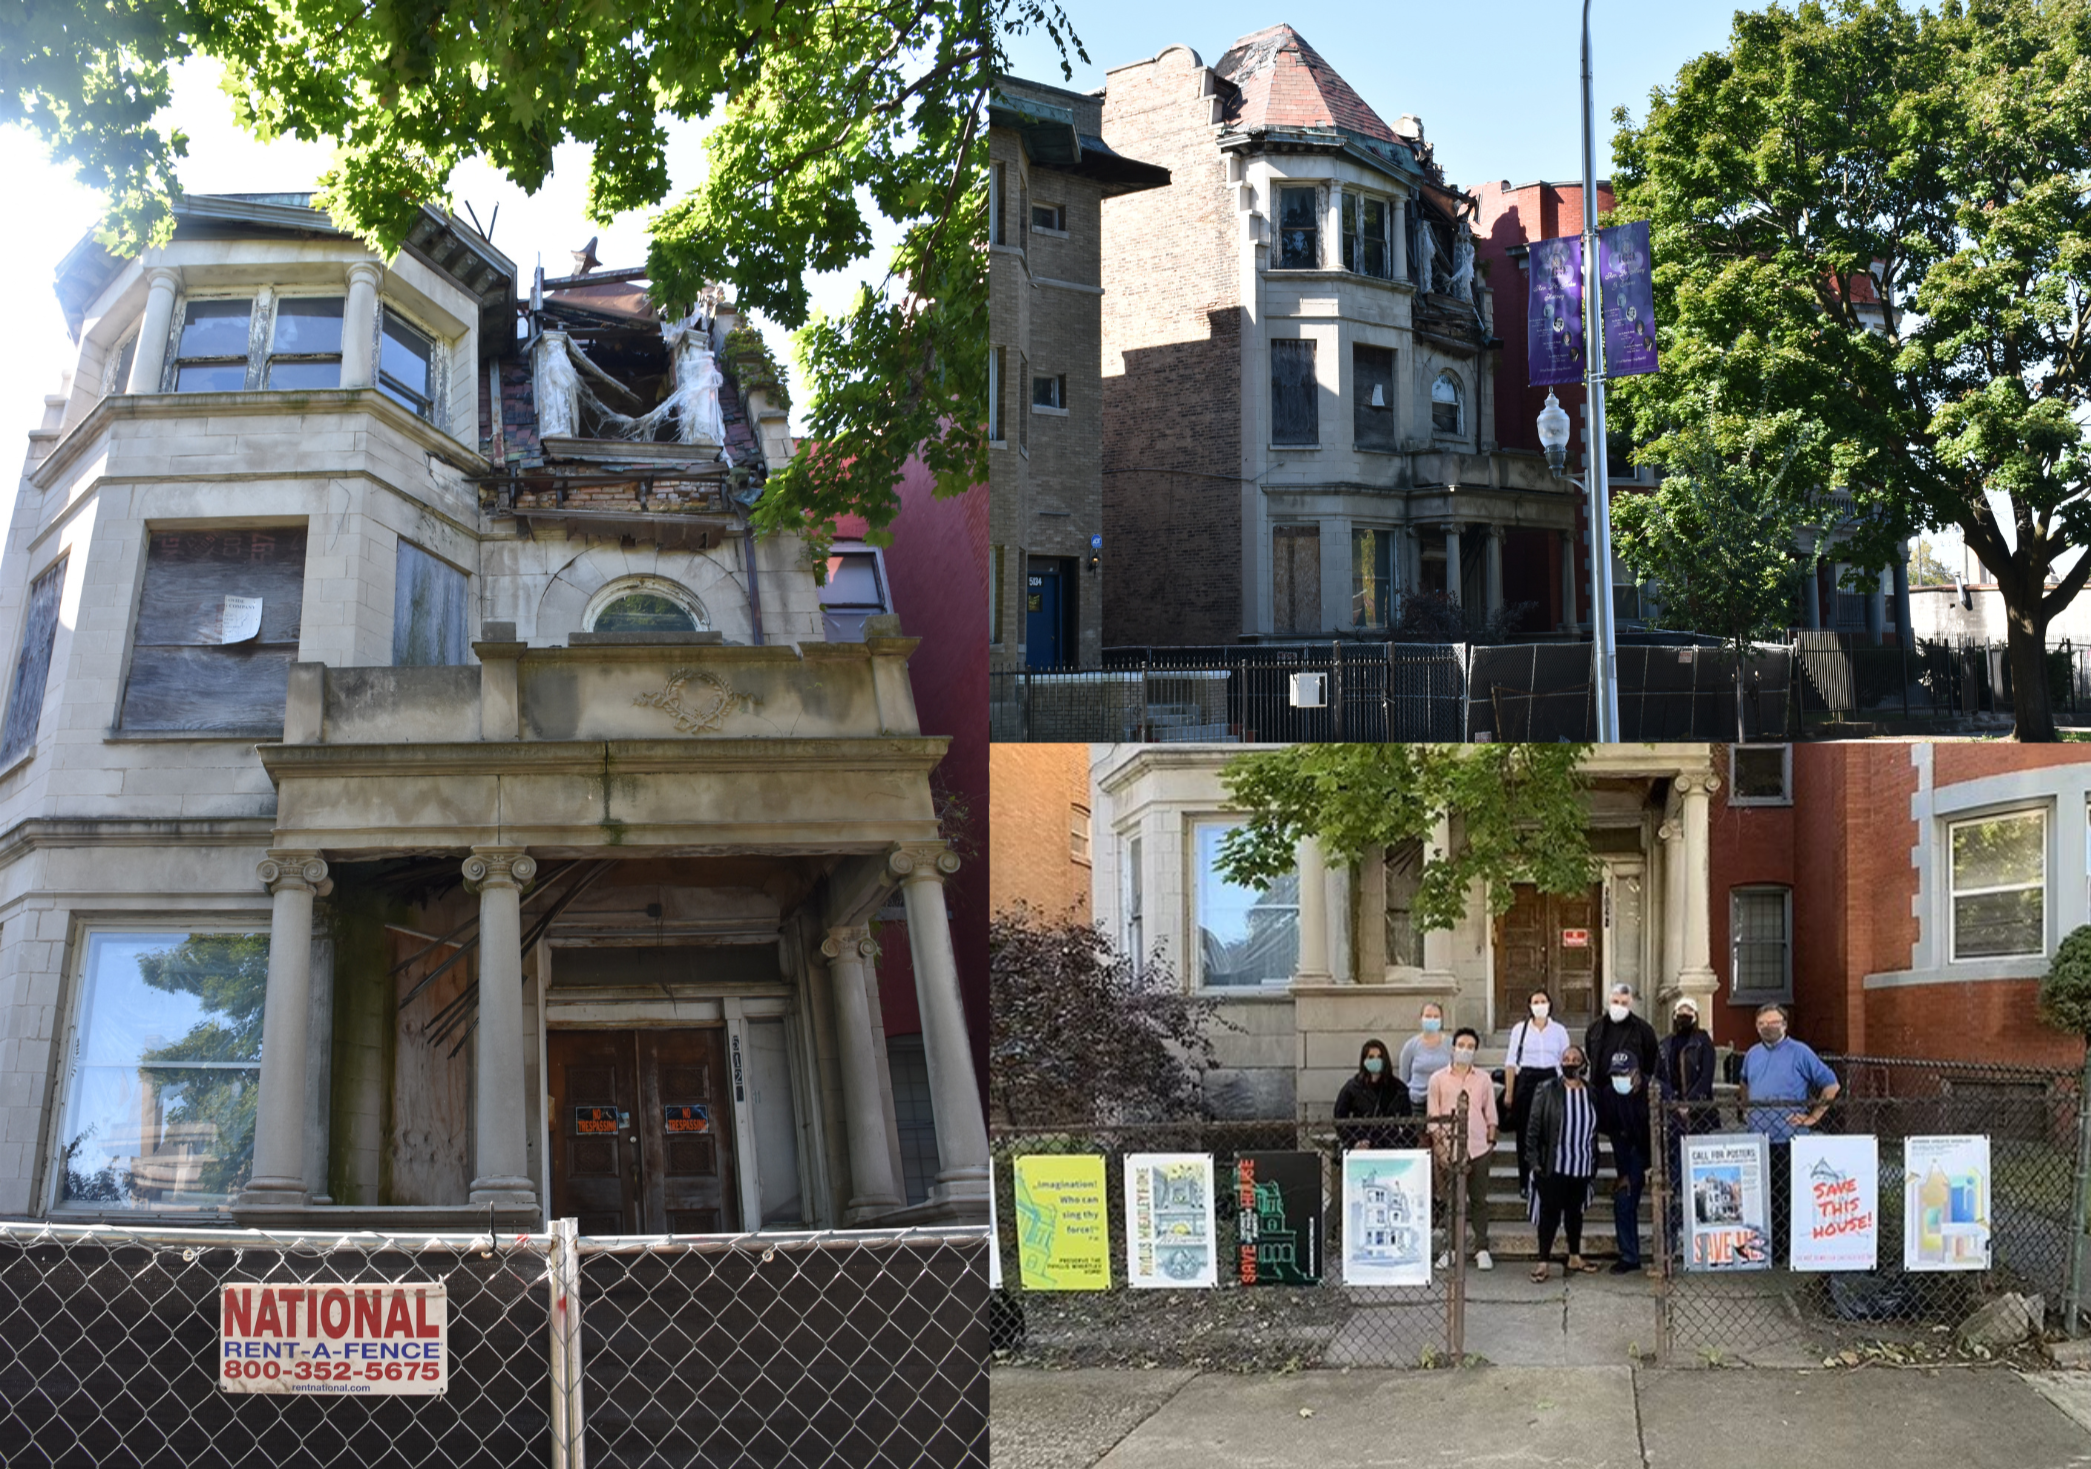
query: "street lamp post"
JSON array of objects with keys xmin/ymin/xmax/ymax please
[{"xmin": 1579, "ymin": 0, "xmax": 1621, "ymax": 740}]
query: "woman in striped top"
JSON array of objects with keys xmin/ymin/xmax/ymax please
[{"xmin": 1521, "ymin": 1044, "xmax": 1601, "ymax": 1281}]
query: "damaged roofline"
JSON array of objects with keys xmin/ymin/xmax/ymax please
[{"xmin": 1219, "ymin": 128, "xmax": 1437, "ymax": 192}]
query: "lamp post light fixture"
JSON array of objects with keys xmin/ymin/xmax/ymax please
[{"xmin": 1537, "ymin": 391, "xmax": 1571, "ymax": 474}]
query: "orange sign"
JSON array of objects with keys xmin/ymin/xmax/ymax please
[
  {"xmin": 1561, "ymin": 928, "xmax": 1590, "ymax": 948},
  {"xmin": 663, "ymin": 1104, "xmax": 711, "ymax": 1134},
  {"xmin": 574, "ymin": 1106, "xmax": 618, "ymax": 1135}
]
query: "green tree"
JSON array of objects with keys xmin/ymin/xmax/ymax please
[
  {"xmin": 1610, "ymin": 379, "xmax": 1827, "ymax": 740},
  {"xmin": 1909, "ymin": 537, "xmax": 1959, "ymax": 587},
  {"xmin": 1212, "ymin": 745, "xmax": 1598, "ymax": 931},
  {"xmin": 1, "ymin": 0, "xmax": 1055, "ymax": 550},
  {"xmin": 1608, "ymin": 0, "xmax": 2091, "ymax": 740}
]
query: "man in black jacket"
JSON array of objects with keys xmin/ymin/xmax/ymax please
[{"xmin": 1585, "ymin": 983, "xmax": 1659, "ymax": 1086}]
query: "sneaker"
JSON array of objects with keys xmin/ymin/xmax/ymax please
[
  {"xmin": 1435, "ymin": 1251, "xmax": 1452, "ymax": 1269},
  {"xmin": 1609, "ymin": 1259, "xmax": 1639, "ymax": 1275},
  {"xmin": 1475, "ymin": 1250, "xmax": 1494, "ymax": 1271}
]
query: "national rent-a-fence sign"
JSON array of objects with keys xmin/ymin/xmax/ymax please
[{"xmin": 219, "ymin": 1281, "xmax": 448, "ymax": 1394}]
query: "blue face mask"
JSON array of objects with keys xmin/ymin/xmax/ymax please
[
  {"xmin": 1421, "ymin": 1017, "xmax": 1442, "ymax": 1033},
  {"xmin": 1364, "ymin": 1057, "xmax": 1385, "ymax": 1075}
]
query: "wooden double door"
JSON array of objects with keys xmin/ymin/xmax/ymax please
[
  {"xmin": 548, "ymin": 1028, "xmax": 739, "ymax": 1236},
  {"xmin": 1493, "ymin": 883, "xmax": 1604, "ymax": 1028}
]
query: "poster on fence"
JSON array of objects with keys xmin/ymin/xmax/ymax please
[
  {"xmin": 988, "ymin": 1181, "xmax": 1002, "ymax": 1290},
  {"xmin": 1683, "ymin": 1133, "xmax": 1772, "ymax": 1271},
  {"xmin": 1904, "ymin": 1134, "xmax": 1991, "ymax": 1271},
  {"xmin": 219, "ymin": 1282, "xmax": 447, "ymax": 1394},
  {"xmin": 1789, "ymin": 1135, "xmax": 1879, "ymax": 1271},
  {"xmin": 1014, "ymin": 1154, "xmax": 1112, "ymax": 1290},
  {"xmin": 1236, "ymin": 1151, "xmax": 1322, "ymax": 1286},
  {"xmin": 1124, "ymin": 1153, "xmax": 1218, "ymax": 1289},
  {"xmin": 1341, "ymin": 1150, "xmax": 1432, "ymax": 1287}
]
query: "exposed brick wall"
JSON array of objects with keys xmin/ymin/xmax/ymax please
[
  {"xmin": 988, "ymin": 743, "xmax": 1092, "ymax": 923},
  {"xmin": 1100, "ymin": 49, "xmax": 1246, "ymax": 646},
  {"xmin": 1935, "ymin": 743, "xmax": 2091, "ymax": 787},
  {"xmin": 1864, "ymin": 980, "xmax": 2082, "ymax": 1069}
]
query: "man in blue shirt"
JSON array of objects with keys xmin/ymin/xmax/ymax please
[{"xmin": 1737, "ymin": 1002, "xmax": 1840, "ymax": 1263}]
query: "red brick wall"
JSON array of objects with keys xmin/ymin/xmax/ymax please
[
  {"xmin": 1100, "ymin": 50, "xmax": 1246, "ymax": 646},
  {"xmin": 1935, "ymin": 744, "xmax": 2091, "ymax": 787},
  {"xmin": 1863, "ymin": 981, "xmax": 2082, "ymax": 1069},
  {"xmin": 989, "ymin": 743, "xmax": 1092, "ymax": 924}
]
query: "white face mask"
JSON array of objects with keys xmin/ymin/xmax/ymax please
[
  {"xmin": 1608, "ymin": 1003, "xmax": 1630, "ymax": 1023},
  {"xmin": 1452, "ymin": 1047, "xmax": 1477, "ymax": 1067},
  {"xmin": 1611, "ymin": 1075, "xmax": 1633, "ymax": 1095},
  {"xmin": 1530, "ymin": 1003, "xmax": 1550, "ymax": 1020}
]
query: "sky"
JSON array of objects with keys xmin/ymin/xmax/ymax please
[
  {"xmin": 998, "ymin": 0, "xmax": 2049, "ymax": 581},
  {"xmin": 0, "ymin": 56, "xmax": 901, "ymax": 460}
]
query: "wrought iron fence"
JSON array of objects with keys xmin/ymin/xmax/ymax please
[
  {"xmin": 0, "ymin": 1220, "xmax": 988, "ymax": 1468},
  {"xmin": 989, "ymin": 1115, "xmax": 1471, "ymax": 1371}
]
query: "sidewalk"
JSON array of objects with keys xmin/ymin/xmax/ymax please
[{"xmin": 990, "ymin": 1363, "xmax": 2091, "ymax": 1469}]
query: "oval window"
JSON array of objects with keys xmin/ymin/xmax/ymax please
[{"xmin": 592, "ymin": 593, "xmax": 697, "ymax": 633}]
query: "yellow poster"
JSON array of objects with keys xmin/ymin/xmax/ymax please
[{"xmin": 1014, "ymin": 1154, "xmax": 1111, "ymax": 1290}]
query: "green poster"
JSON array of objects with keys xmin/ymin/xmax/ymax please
[{"xmin": 1014, "ymin": 1154, "xmax": 1111, "ymax": 1290}]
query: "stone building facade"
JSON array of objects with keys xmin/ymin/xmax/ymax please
[
  {"xmin": 990, "ymin": 80, "xmax": 1170, "ymax": 669},
  {"xmin": 0, "ymin": 193, "xmax": 985, "ymax": 1234},
  {"xmin": 1098, "ymin": 27, "xmax": 1568, "ymax": 648}
]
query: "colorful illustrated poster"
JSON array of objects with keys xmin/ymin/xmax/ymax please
[
  {"xmin": 1904, "ymin": 1135, "xmax": 1991, "ymax": 1272},
  {"xmin": 1527, "ymin": 234, "xmax": 1587, "ymax": 387},
  {"xmin": 1598, "ymin": 221, "xmax": 1658, "ymax": 378},
  {"xmin": 988, "ymin": 1181, "xmax": 1002, "ymax": 1291},
  {"xmin": 1013, "ymin": 1154, "xmax": 1110, "ymax": 1290},
  {"xmin": 1683, "ymin": 1133, "xmax": 1772, "ymax": 1271},
  {"xmin": 1235, "ymin": 1151, "xmax": 1322, "ymax": 1286},
  {"xmin": 1341, "ymin": 1150, "xmax": 1432, "ymax": 1287},
  {"xmin": 1124, "ymin": 1153, "xmax": 1218, "ymax": 1289},
  {"xmin": 1790, "ymin": 1135, "xmax": 1879, "ymax": 1271}
]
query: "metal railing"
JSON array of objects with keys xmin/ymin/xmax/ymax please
[{"xmin": 0, "ymin": 1219, "xmax": 988, "ymax": 1467}]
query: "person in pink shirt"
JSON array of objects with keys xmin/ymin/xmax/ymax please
[{"xmin": 1428, "ymin": 1026, "xmax": 1499, "ymax": 1271}]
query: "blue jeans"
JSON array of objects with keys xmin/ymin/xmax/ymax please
[{"xmin": 1612, "ymin": 1140, "xmax": 1647, "ymax": 1266}]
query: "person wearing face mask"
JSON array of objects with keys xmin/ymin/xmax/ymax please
[
  {"xmin": 1399, "ymin": 1002, "xmax": 1454, "ymax": 1111},
  {"xmin": 1523, "ymin": 1044, "xmax": 1600, "ymax": 1280},
  {"xmin": 1599, "ymin": 1052, "xmax": 1652, "ymax": 1274},
  {"xmin": 1584, "ymin": 983, "xmax": 1658, "ymax": 1099},
  {"xmin": 1503, "ymin": 990, "xmax": 1570, "ymax": 1200},
  {"xmin": 1428, "ymin": 1027, "xmax": 1499, "ymax": 1271},
  {"xmin": 1657, "ymin": 997, "xmax": 1719, "ymax": 1240},
  {"xmin": 1738, "ymin": 1002, "xmax": 1839, "ymax": 1263},
  {"xmin": 1335, "ymin": 1036, "xmax": 1414, "ymax": 1151}
]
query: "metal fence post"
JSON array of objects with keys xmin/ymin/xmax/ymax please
[
  {"xmin": 1019, "ymin": 670, "xmax": 1032, "ymax": 741},
  {"xmin": 1449, "ymin": 1091, "xmax": 1468, "ymax": 1363},
  {"xmin": 1333, "ymin": 641, "xmax": 1346, "ymax": 743},
  {"xmin": 1650, "ymin": 1102, "xmax": 1673, "ymax": 1364},
  {"xmin": 549, "ymin": 1217, "xmax": 587, "ymax": 1469},
  {"xmin": 2067, "ymin": 1050, "xmax": 2091, "ymax": 1336}
]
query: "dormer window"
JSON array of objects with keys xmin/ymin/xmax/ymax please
[{"xmin": 1277, "ymin": 187, "xmax": 1320, "ymax": 269}]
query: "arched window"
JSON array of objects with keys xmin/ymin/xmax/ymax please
[
  {"xmin": 592, "ymin": 591, "xmax": 698, "ymax": 633},
  {"xmin": 1431, "ymin": 372, "xmax": 1463, "ymax": 435}
]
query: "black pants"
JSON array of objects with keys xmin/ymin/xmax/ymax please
[
  {"xmin": 1509, "ymin": 1067, "xmax": 1558, "ymax": 1195},
  {"xmin": 1535, "ymin": 1173, "xmax": 1591, "ymax": 1261}
]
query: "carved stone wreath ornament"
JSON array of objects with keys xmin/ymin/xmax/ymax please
[{"xmin": 634, "ymin": 667, "xmax": 751, "ymax": 734}]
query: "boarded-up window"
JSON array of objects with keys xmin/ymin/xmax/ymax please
[
  {"xmin": 1271, "ymin": 338, "xmax": 1318, "ymax": 445},
  {"xmin": 1353, "ymin": 344, "xmax": 1396, "ymax": 449},
  {"xmin": 1272, "ymin": 525, "xmax": 1321, "ymax": 634},
  {"xmin": 0, "ymin": 559, "xmax": 65, "ymax": 766},
  {"xmin": 119, "ymin": 527, "xmax": 306, "ymax": 732},
  {"xmin": 393, "ymin": 540, "xmax": 469, "ymax": 667}
]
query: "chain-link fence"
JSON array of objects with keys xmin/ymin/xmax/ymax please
[
  {"xmin": 0, "ymin": 1219, "xmax": 988, "ymax": 1468},
  {"xmin": 990, "ymin": 1114, "xmax": 1473, "ymax": 1371},
  {"xmin": 1652, "ymin": 1056, "xmax": 2082, "ymax": 1365}
]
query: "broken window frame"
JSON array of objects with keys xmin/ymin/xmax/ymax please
[
  {"xmin": 1270, "ymin": 337, "xmax": 1319, "ymax": 446},
  {"xmin": 1276, "ymin": 186, "xmax": 1321, "ymax": 270},
  {"xmin": 102, "ymin": 329, "xmax": 140, "ymax": 396},
  {"xmin": 1351, "ymin": 528, "xmax": 1393, "ymax": 630},
  {"xmin": 377, "ymin": 307, "xmax": 439, "ymax": 421},
  {"xmin": 1340, "ymin": 193, "xmax": 1391, "ymax": 278},
  {"xmin": 0, "ymin": 556, "xmax": 67, "ymax": 768},
  {"xmin": 1352, "ymin": 342, "xmax": 1397, "ymax": 449},
  {"xmin": 1431, "ymin": 370, "xmax": 1464, "ymax": 436},
  {"xmin": 167, "ymin": 296, "xmax": 260, "ymax": 393}
]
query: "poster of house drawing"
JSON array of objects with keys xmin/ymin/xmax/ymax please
[
  {"xmin": 1904, "ymin": 1134, "xmax": 1991, "ymax": 1271},
  {"xmin": 1341, "ymin": 1150, "xmax": 1432, "ymax": 1287},
  {"xmin": 1789, "ymin": 1135, "xmax": 1879, "ymax": 1271},
  {"xmin": 1235, "ymin": 1151, "xmax": 1322, "ymax": 1286},
  {"xmin": 1013, "ymin": 1154, "xmax": 1112, "ymax": 1290},
  {"xmin": 1123, "ymin": 1153, "xmax": 1218, "ymax": 1289},
  {"xmin": 1683, "ymin": 1134, "xmax": 1772, "ymax": 1271}
]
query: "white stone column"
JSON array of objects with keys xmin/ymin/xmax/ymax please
[
  {"xmin": 1445, "ymin": 525, "xmax": 1463, "ymax": 609},
  {"xmin": 125, "ymin": 267, "xmax": 182, "ymax": 395},
  {"xmin": 1676, "ymin": 774, "xmax": 1720, "ymax": 1008},
  {"xmin": 822, "ymin": 927, "xmax": 905, "ymax": 1221},
  {"xmin": 239, "ymin": 850, "xmax": 330, "ymax": 1208},
  {"xmin": 1659, "ymin": 816, "xmax": 1685, "ymax": 1002},
  {"xmin": 465, "ymin": 847, "xmax": 538, "ymax": 1205},
  {"xmin": 1485, "ymin": 526, "xmax": 1505, "ymax": 616},
  {"xmin": 1391, "ymin": 195, "xmax": 1409, "ymax": 281},
  {"xmin": 1294, "ymin": 837, "xmax": 1332, "ymax": 984},
  {"xmin": 892, "ymin": 845, "xmax": 988, "ymax": 1203},
  {"xmin": 1421, "ymin": 816, "xmax": 1456, "ymax": 977},
  {"xmin": 340, "ymin": 261, "xmax": 383, "ymax": 390}
]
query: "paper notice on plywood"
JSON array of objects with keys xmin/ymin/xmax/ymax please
[{"xmin": 220, "ymin": 596, "xmax": 263, "ymax": 643}]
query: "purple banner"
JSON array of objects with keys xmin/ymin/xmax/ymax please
[
  {"xmin": 1526, "ymin": 223, "xmax": 1659, "ymax": 385},
  {"xmin": 1599, "ymin": 220, "xmax": 1658, "ymax": 378},
  {"xmin": 1527, "ymin": 234, "xmax": 1587, "ymax": 387}
]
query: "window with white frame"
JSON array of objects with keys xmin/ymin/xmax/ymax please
[
  {"xmin": 1431, "ymin": 371, "xmax": 1463, "ymax": 435},
  {"xmin": 1070, "ymin": 804, "xmax": 1091, "ymax": 865},
  {"xmin": 1031, "ymin": 201, "xmax": 1066, "ymax": 233},
  {"xmin": 1949, "ymin": 809, "xmax": 2046, "ymax": 960},
  {"xmin": 1729, "ymin": 745, "xmax": 1793, "ymax": 805},
  {"xmin": 1341, "ymin": 192, "xmax": 1393, "ymax": 279},
  {"xmin": 1032, "ymin": 373, "xmax": 1067, "ymax": 411},
  {"xmin": 1730, "ymin": 886, "xmax": 1793, "ymax": 1003},
  {"xmin": 171, "ymin": 298, "xmax": 259, "ymax": 392},
  {"xmin": 170, "ymin": 293, "xmax": 346, "ymax": 393},
  {"xmin": 1194, "ymin": 821, "xmax": 1299, "ymax": 988},
  {"xmin": 53, "ymin": 929, "xmax": 269, "ymax": 1212},
  {"xmin": 377, "ymin": 308, "xmax": 437, "ymax": 419},
  {"xmin": 1277, "ymin": 187, "xmax": 1320, "ymax": 269},
  {"xmin": 1125, "ymin": 834, "xmax": 1144, "ymax": 971}
]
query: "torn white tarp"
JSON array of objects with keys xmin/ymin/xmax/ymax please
[
  {"xmin": 219, "ymin": 596, "xmax": 263, "ymax": 644},
  {"xmin": 533, "ymin": 329, "xmax": 640, "ymax": 439},
  {"xmin": 616, "ymin": 315, "xmax": 726, "ymax": 448}
]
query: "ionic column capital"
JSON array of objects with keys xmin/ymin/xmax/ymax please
[
  {"xmin": 463, "ymin": 847, "xmax": 537, "ymax": 893},
  {"xmin": 145, "ymin": 265, "xmax": 183, "ymax": 294},
  {"xmin": 1656, "ymin": 821, "xmax": 1680, "ymax": 844},
  {"xmin": 258, "ymin": 850, "xmax": 329, "ymax": 895},
  {"xmin": 1674, "ymin": 772, "xmax": 1721, "ymax": 798},
  {"xmin": 821, "ymin": 928, "xmax": 880, "ymax": 961},
  {"xmin": 888, "ymin": 843, "xmax": 959, "ymax": 884},
  {"xmin": 345, "ymin": 260, "xmax": 383, "ymax": 290}
]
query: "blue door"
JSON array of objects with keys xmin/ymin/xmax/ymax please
[{"xmin": 1025, "ymin": 566, "xmax": 1063, "ymax": 668}]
